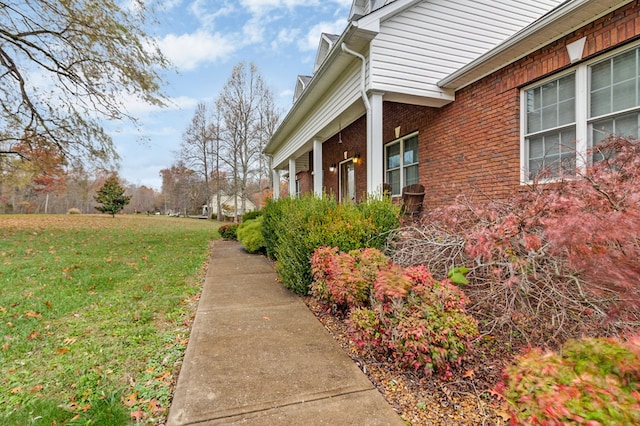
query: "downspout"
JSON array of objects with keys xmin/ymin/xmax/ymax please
[
  {"xmin": 342, "ymin": 42, "xmax": 377, "ymax": 196},
  {"xmin": 341, "ymin": 43, "xmax": 370, "ymax": 112}
]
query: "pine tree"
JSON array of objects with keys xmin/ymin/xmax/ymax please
[{"xmin": 94, "ymin": 174, "xmax": 131, "ymax": 217}]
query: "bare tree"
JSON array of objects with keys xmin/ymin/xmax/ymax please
[
  {"xmin": 180, "ymin": 102, "xmax": 216, "ymax": 218},
  {"xmin": 216, "ymin": 62, "xmax": 280, "ymax": 220},
  {"xmin": 0, "ymin": 0, "xmax": 168, "ymax": 168}
]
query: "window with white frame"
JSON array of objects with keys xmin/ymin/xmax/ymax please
[
  {"xmin": 385, "ymin": 133, "xmax": 419, "ymax": 195},
  {"xmin": 522, "ymin": 43, "xmax": 640, "ymax": 181}
]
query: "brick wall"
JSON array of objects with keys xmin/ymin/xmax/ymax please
[
  {"xmin": 404, "ymin": 1, "xmax": 640, "ymax": 209},
  {"xmin": 309, "ymin": 2, "xmax": 640, "ymax": 209}
]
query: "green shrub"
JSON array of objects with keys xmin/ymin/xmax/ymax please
[
  {"xmin": 237, "ymin": 217, "xmax": 265, "ymax": 254},
  {"xmin": 262, "ymin": 194, "xmax": 399, "ymax": 295},
  {"xmin": 218, "ymin": 223, "xmax": 239, "ymax": 240},
  {"xmin": 349, "ymin": 264, "xmax": 478, "ymax": 378},
  {"xmin": 498, "ymin": 335, "xmax": 640, "ymax": 425},
  {"xmin": 242, "ymin": 210, "xmax": 262, "ymax": 222}
]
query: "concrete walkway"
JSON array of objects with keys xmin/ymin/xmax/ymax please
[{"xmin": 167, "ymin": 240, "xmax": 404, "ymax": 425}]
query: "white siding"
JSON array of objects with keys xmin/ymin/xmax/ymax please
[
  {"xmin": 271, "ymin": 63, "xmax": 363, "ymax": 168},
  {"xmin": 370, "ymin": 0, "xmax": 563, "ymax": 98}
]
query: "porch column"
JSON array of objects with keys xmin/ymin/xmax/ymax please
[
  {"xmin": 367, "ymin": 91, "xmax": 384, "ymax": 195},
  {"xmin": 271, "ymin": 169, "xmax": 280, "ymax": 200},
  {"xmin": 288, "ymin": 158, "xmax": 297, "ymax": 198},
  {"xmin": 313, "ymin": 139, "xmax": 323, "ymax": 197}
]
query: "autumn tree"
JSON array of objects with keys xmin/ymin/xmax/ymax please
[
  {"xmin": 0, "ymin": 0, "xmax": 168, "ymax": 169},
  {"xmin": 216, "ymin": 62, "xmax": 280, "ymax": 221},
  {"xmin": 94, "ymin": 173, "xmax": 131, "ymax": 217},
  {"xmin": 159, "ymin": 162, "xmax": 204, "ymax": 216}
]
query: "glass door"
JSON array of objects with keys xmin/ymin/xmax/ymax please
[{"xmin": 340, "ymin": 160, "xmax": 355, "ymax": 202}]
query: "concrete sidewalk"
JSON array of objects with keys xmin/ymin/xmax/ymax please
[{"xmin": 167, "ymin": 240, "xmax": 404, "ymax": 425}]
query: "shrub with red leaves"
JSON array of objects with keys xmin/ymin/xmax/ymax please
[{"xmin": 497, "ymin": 334, "xmax": 640, "ymax": 425}]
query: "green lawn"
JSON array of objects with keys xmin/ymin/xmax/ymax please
[{"xmin": 0, "ymin": 215, "xmax": 219, "ymax": 425}]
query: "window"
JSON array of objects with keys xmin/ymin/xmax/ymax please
[
  {"xmin": 522, "ymin": 44, "xmax": 640, "ymax": 181},
  {"xmin": 385, "ymin": 133, "xmax": 418, "ymax": 195}
]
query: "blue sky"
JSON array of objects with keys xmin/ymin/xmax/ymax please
[{"xmin": 110, "ymin": 0, "xmax": 352, "ymax": 190}]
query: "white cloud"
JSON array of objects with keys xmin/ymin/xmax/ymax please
[
  {"xmin": 298, "ymin": 18, "xmax": 348, "ymax": 51},
  {"xmin": 158, "ymin": 31, "xmax": 237, "ymax": 71},
  {"xmin": 189, "ymin": 0, "xmax": 235, "ymax": 29}
]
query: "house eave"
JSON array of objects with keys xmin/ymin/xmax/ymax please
[
  {"xmin": 264, "ymin": 23, "xmax": 376, "ymax": 158},
  {"xmin": 438, "ymin": 0, "xmax": 635, "ymax": 90}
]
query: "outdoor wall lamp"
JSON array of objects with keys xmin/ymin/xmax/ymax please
[
  {"xmin": 353, "ymin": 153, "xmax": 361, "ymax": 164},
  {"xmin": 329, "ymin": 163, "xmax": 336, "ymax": 172}
]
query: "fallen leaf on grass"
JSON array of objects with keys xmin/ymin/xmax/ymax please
[
  {"xmin": 27, "ymin": 331, "xmax": 40, "ymax": 340},
  {"xmin": 63, "ymin": 337, "xmax": 77, "ymax": 345},
  {"xmin": 25, "ymin": 310, "xmax": 42, "ymax": 318},
  {"xmin": 56, "ymin": 347, "xmax": 70, "ymax": 355},
  {"xmin": 463, "ymin": 369, "xmax": 476, "ymax": 379},
  {"xmin": 30, "ymin": 384, "xmax": 43, "ymax": 393},
  {"xmin": 10, "ymin": 386, "xmax": 22, "ymax": 394},
  {"xmin": 123, "ymin": 392, "xmax": 139, "ymax": 407},
  {"xmin": 130, "ymin": 410, "xmax": 144, "ymax": 422}
]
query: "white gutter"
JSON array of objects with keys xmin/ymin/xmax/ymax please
[{"xmin": 341, "ymin": 43, "xmax": 371, "ymax": 113}]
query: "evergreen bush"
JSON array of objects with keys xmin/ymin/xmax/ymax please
[
  {"xmin": 262, "ymin": 194, "xmax": 399, "ymax": 295},
  {"xmin": 237, "ymin": 217, "xmax": 265, "ymax": 254}
]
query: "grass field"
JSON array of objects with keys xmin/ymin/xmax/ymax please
[{"xmin": 0, "ymin": 214, "xmax": 219, "ymax": 425}]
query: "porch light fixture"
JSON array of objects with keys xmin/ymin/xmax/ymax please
[
  {"xmin": 353, "ymin": 153, "xmax": 361, "ymax": 164},
  {"xmin": 329, "ymin": 163, "xmax": 336, "ymax": 172}
]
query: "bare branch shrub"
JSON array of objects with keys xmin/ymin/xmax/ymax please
[{"xmin": 387, "ymin": 136, "xmax": 640, "ymax": 347}]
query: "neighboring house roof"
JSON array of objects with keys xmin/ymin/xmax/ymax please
[
  {"xmin": 439, "ymin": 0, "xmax": 635, "ymax": 90},
  {"xmin": 264, "ymin": 0, "xmax": 565, "ymax": 170}
]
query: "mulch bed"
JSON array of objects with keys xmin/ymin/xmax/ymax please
[{"xmin": 303, "ymin": 297, "xmax": 515, "ymax": 425}]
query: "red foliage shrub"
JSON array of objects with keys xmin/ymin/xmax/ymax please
[
  {"xmin": 497, "ymin": 334, "xmax": 640, "ymax": 425},
  {"xmin": 390, "ymin": 136, "xmax": 640, "ymax": 344},
  {"xmin": 310, "ymin": 246, "xmax": 390, "ymax": 313},
  {"xmin": 349, "ymin": 265, "xmax": 478, "ymax": 378}
]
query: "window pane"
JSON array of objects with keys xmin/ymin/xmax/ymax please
[
  {"xmin": 526, "ymin": 88, "xmax": 541, "ymax": 133},
  {"xmin": 527, "ymin": 128, "xmax": 576, "ymax": 180},
  {"xmin": 615, "ymin": 112, "xmax": 640, "ymax": 138},
  {"xmin": 558, "ymin": 99, "xmax": 575, "ymax": 126},
  {"xmin": 546, "ymin": 133, "xmax": 560, "ymax": 156},
  {"xmin": 404, "ymin": 136, "xmax": 418, "ymax": 165},
  {"xmin": 591, "ymin": 60, "xmax": 610, "ymax": 91},
  {"xmin": 613, "ymin": 49, "xmax": 636, "ymax": 82},
  {"xmin": 561, "ymin": 128, "xmax": 577, "ymax": 152},
  {"xmin": 405, "ymin": 165, "xmax": 418, "ymax": 186},
  {"xmin": 541, "ymin": 81, "xmax": 558, "ymax": 107},
  {"xmin": 529, "ymin": 136, "xmax": 544, "ymax": 160},
  {"xmin": 591, "ymin": 88, "xmax": 611, "ymax": 117},
  {"xmin": 541, "ymin": 106, "xmax": 558, "ymax": 129},
  {"xmin": 386, "ymin": 143, "xmax": 400, "ymax": 169},
  {"xmin": 592, "ymin": 118, "xmax": 614, "ymax": 146},
  {"xmin": 527, "ymin": 74, "xmax": 575, "ymax": 133},
  {"xmin": 387, "ymin": 169, "xmax": 400, "ymax": 195},
  {"xmin": 613, "ymin": 79, "xmax": 636, "ymax": 111}
]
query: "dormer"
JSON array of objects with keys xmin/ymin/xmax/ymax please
[
  {"xmin": 313, "ymin": 33, "xmax": 340, "ymax": 73},
  {"xmin": 349, "ymin": 0, "xmax": 393, "ymax": 21},
  {"xmin": 293, "ymin": 75, "xmax": 312, "ymax": 103}
]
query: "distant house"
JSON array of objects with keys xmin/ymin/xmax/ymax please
[
  {"xmin": 203, "ymin": 192, "xmax": 256, "ymax": 219},
  {"xmin": 265, "ymin": 0, "xmax": 640, "ymax": 209}
]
